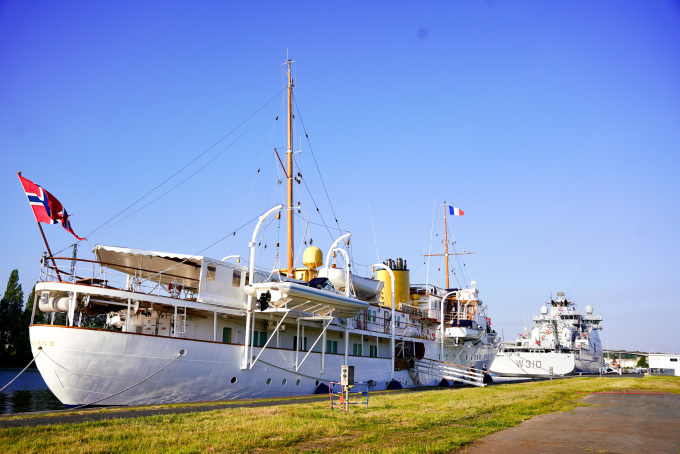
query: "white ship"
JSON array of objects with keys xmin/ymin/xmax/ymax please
[
  {"xmin": 489, "ymin": 292, "xmax": 603, "ymax": 377},
  {"xmin": 28, "ymin": 60, "xmax": 500, "ymax": 407}
]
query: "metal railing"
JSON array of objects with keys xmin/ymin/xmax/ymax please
[{"xmin": 412, "ymin": 358, "xmax": 486, "ymax": 387}]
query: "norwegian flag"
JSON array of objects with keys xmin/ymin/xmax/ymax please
[
  {"xmin": 18, "ymin": 174, "xmax": 85, "ymax": 240},
  {"xmin": 448, "ymin": 205, "xmax": 464, "ymax": 216}
]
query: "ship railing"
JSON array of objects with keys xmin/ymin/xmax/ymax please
[
  {"xmin": 399, "ymin": 303, "xmax": 421, "ymax": 317},
  {"xmin": 412, "ymin": 358, "xmax": 486, "ymax": 387},
  {"xmin": 349, "ymin": 316, "xmax": 427, "ymax": 340},
  {"xmin": 39, "ymin": 256, "xmax": 200, "ymax": 302}
]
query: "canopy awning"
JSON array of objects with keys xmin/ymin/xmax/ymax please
[{"xmin": 93, "ymin": 245, "xmax": 204, "ymax": 286}]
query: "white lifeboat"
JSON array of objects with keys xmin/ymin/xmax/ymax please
[
  {"xmin": 317, "ymin": 268, "xmax": 383, "ymax": 301},
  {"xmin": 244, "ymin": 281, "xmax": 369, "ymax": 318}
]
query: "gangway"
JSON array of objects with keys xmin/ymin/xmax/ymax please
[{"xmin": 412, "ymin": 358, "xmax": 486, "ymax": 387}]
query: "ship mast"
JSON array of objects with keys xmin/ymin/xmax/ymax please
[
  {"xmin": 286, "ymin": 59, "xmax": 294, "ymax": 275},
  {"xmin": 443, "ymin": 202, "xmax": 450, "ymax": 289}
]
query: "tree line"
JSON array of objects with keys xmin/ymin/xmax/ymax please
[{"xmin": 0, "ymin": 269, "xmax": 39, "ymax": 367}]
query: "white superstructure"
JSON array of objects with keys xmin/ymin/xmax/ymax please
[{"xmin": 490, "ymin": 292, "xmax": 603, "ymax": 377}]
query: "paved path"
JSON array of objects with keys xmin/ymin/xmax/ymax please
[{"xmin": 460, "ymin": 391, "xmax": 680, "ymax": 453}]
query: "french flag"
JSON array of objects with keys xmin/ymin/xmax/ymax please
[{"xmin": 448, "ymin": 205, "xmax": 464, "ymax": 216}]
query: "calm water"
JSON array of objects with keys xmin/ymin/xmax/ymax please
[{"xmin": 0, "ymin": 368, "xmax": 65, "ymax": 414}]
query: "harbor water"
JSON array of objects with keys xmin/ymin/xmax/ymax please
[{"xmin": 0, "ymin": 367, "xmax": 64, "ymax": 414}]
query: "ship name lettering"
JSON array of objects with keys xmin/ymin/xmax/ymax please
[{"xmin": 31, "ymin": 340, "xmax": 54, "ymax": 347}]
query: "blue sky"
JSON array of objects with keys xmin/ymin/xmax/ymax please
[{"xmin": 1, "ymin": 1, "xmax": 679, "ymax": 353}]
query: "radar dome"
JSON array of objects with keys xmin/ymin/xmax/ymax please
[
  {"xmin": 303, "ymin": 246, "xmax": 323, "ymax": 270},
  {"xmin": 585, "ymin": 305, "xmax": 593, "ymax": 314}
]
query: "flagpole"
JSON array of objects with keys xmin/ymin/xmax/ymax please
[{"xmin": 17, "ymin": 172, "xmax": 62, "ymax": 283}]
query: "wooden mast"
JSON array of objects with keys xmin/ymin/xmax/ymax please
[
  {"xmin": 286, "ymin": 59, "xmax": 294, "ymax": 275},
  {"xmin": 422, "ymin": 201, "xmax": 473, "ymax": 288}
]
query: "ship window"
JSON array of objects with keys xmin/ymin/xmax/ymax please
[
  {"xmin": 326, "ymin": 340, "xmax": 338, "ymax": 354},
  {"xmin": 222, "ymin": 327, "xmax": 232, "ymax": 343},
  {"xmin": 296, "ymin": 379, "xmax": 301, "ymax": 386},
  {"xmin": 253, "ymin": 330, "xmax": 267, "ymax": 347},
  {"xmin": 671, "ymin": 358, "xmax": 678, "ymax": 362},
  {"xmin": 369, "ymin": 345, "xmax": 377, "ymax": 357},
  {"xmin": 207, "ymin": 264, "xmax": 216, "ymax": 281},
  {"xmin": 282, "ymin": 379, "xmax": 287, "ymax": 385},
  {"xmin": 352, "ymin": 343, "xmax": 363, "ymax": 356},
  {"xmin": 232, "ymin": 270, "xmax": 241, "ymax": 287},
  {"xmin": 266, "ymin": 378, "xmax": 272, "ymax": 385},
  {"xmin": 294, "ymin": 336, "xmax": 308, "ymax": 351}
]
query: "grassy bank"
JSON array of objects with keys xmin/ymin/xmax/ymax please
[{"xmin": 1, "ymin": 376, "xmax": 678, "ymax": 453}]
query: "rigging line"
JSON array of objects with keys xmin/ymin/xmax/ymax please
[
  {"xmin": 293, "ymin": 154, "xmax": 335, "ymax": 241},
  {"xmin": 257, "ymin": 216, "xmax": 278, "ymax": 265},
  {"xmin": 426, "ymin": 197, "xmax": 437, "ymax": 289},
  {"xmin": 145, "ymin": 214, "xmax": 262, "ymax": 281},
  {"xmin": 446, "ymin": 218, "xmax": 469, "ymax": 286},
  {"xmin": 84, "ymin": 88, "xmax": 284, "ymax": 240},
  {"xmin": 292, "ymin": 212, "xmax": 347, "ymax": 234},
  {"xmin": 225, "ymin": 92, "xmax": 286, "ymax": 256},
  {"xmin": 292, "ymin": 93, "xmax": 341, "ymax": 231},
  {"xmin": 89, "ymin": 115, "xmax": 264, "ymax": 238},
  {"xmin": 294, "ymin": 220, "xmax": 310, "ymax": 267}
]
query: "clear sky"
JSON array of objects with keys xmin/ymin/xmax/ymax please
[{"xmin": 1, "ymin": 1, "xmax": 679, "ymax": 353}]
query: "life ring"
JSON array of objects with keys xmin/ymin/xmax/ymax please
[{"xmin": 430, "ymin": 332, "xmax": 435, "ymax": 341}]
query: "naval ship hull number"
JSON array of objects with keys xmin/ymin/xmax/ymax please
[{"xmin": 521, "ymin": 360, "xmax": 542, "ymax": 369}]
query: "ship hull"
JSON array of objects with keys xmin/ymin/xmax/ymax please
[
  {"xmin": 490, "ymin": 351, "xmax": 576, "ymax": 377},
  {"xmin": 490, "ymin": 349, "xmax": 602, "ymax": 377},
  {"xmin": 30, "ymin": 325, "xmax": 496, "ymax": 406}
]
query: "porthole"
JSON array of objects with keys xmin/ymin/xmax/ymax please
[
  {"xmin": 266, "ymin": 378, "xmax": 272, "ymax": 386},
  {"xmin": 282, "ymin": 378, "xmax": 287, "ymax": 386},
  {"xmin": 230, "ymin": 377, "xmax": 237, "ymax": 384},
  {"xmin": 315, "ymin": 380, "xmax": 319, "ymax": 386},
  {"xmin": 296, "ymin": 379, "xmax": 301, "ymax": 386}
]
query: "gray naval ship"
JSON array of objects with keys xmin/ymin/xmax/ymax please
[{"xmin": 490, "ymin": 292, "xmax": 603, "ymax": 377}]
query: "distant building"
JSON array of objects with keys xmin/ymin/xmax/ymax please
[
  {"xmin": 603, "ymin": 350, "xmax": 646, "ymax": 370},
  {"xmin": 648, "ymin": 353, "xmax": 680, "ymax": 376}
]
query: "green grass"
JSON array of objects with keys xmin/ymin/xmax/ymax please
[{"xmin": 1, "ymin": 376, "xmax": 679, "ymax": 453}]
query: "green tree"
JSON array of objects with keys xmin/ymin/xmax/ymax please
[
  {"xmin": 22, "ymin": 285, "xmax": 46, "ymax": 325},
  {"xmin": 637, "ymin": 356, "xmax": 649, "ymax": 368},
  {"xmin": 0, "ymin": 270, "xmax": 24, "ymax": 365},
  {"xmin": 14, "ymin": 285, "xmax": 41, "ymax": 364}
]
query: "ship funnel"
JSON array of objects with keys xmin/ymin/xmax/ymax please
[{"xmin": 376, "ymin": 257, "xmax": 410, "ymax": 309}]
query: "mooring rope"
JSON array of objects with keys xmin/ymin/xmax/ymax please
[
  {"xmin": 0, "ymin": 349, "xmax": 43, "ymax": 393},
  {"xmin": 67, "ymin": 349, "xmax": 185, "ymax": 410},
  {"xmin": 258, "ymin": 359, "xmax": 330, "ymax": 383}
]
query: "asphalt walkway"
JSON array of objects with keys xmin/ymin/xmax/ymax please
[{"xmin": 460, "ymin": 391, "xmax": 680, "ymax": 453}]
